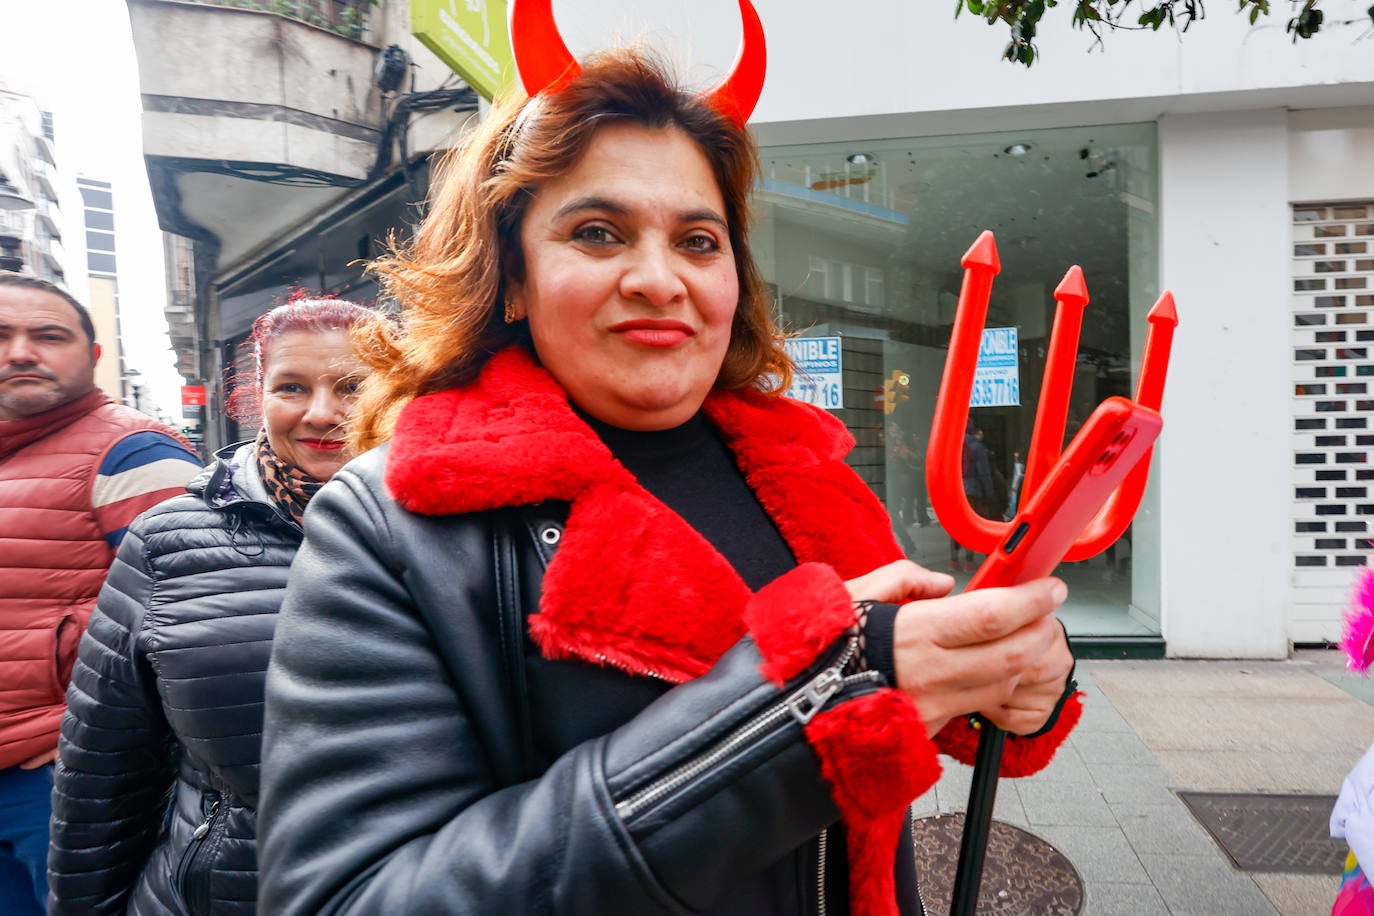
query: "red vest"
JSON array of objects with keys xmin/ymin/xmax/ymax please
[{"xmin": 0, "ymin": 390, "xmax": 187, "ymax": 769}]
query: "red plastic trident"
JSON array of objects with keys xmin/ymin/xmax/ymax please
[
  {"xmin": 926, "ymin": 231, "xmax": 1178, "ymax": 915},
  {"xmin": 927, "ymin": 230, "xmax": 1177, "ymax": 561}
]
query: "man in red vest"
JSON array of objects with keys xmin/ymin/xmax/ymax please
[{"xmin": 0, "ymin": 274, "xmax": 201, "ymax": 914}]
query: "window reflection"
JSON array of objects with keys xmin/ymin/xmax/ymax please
[{"xmin": 757, "ymin": 123, "xmax": 1159, "ymax": 636}]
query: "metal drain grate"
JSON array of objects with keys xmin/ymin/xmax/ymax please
[
  {"xmin": 1177, "ymin": 792, "xmax": 1345, "ymax": 874},
  {"xmin": 910, "ymin": 815, "xmax": 1085, "ymax": 914}
]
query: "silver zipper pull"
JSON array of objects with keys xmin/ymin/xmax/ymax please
[
  {"xmin": 786, "ymin": 668, "xmax": 843, "ymax": 725},
  {"xmin": 192, "ymin": 800, "xmax": 220, "ymax": 840}
]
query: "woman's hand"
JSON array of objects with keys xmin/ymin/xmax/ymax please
[
  {"xmin": 891, "ymin": 578, "xmax": 1071, "ymax": 737},
  {"xmin": 844, "ymin": 559, "xmax": 955, "ymax": 606}
]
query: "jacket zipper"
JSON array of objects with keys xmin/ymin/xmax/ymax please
[
  {"xmin": 615, "ymin": 637, "xmax": 874, "ymax": 821},
  {"xmin": 175, "ymin": 793, "xmax": 221, "ymax": 913},
  {"xmin": 817, "ymin": 809, "xmax": 930, "ymax": 916},
  {"xmin": 816, "ymin": 828, "xmax": 828, "ymax": 916},
  {"xmin": 911, "ymin": 811, "xmax": 929, "ymax": 916},
  {"xmin": 594, "ymin": 652, "xmax": 671, "ymax": 682}
]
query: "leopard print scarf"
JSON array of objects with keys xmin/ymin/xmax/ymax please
[{"xmin": 254, "ymin": 430, "xmax": 324, "ymax": 526}]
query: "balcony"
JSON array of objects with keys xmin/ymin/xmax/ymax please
[
  {"xmin": 33, "ymin": 199, "xmax": 60, "ymax": 239},
  {"xmin": 36, "ymin": 236, "xmax": 66, "ymax": 272},
  {"xmin": 37, "ymin": 246, "xmax": 64, "ymax": 275},
  {"xmin": 0, "ymin": 210, "xmax": 27, "ymax": 237},
  {"xmin": 32, "ymin": 133, "xmax": 57, "ymax": 167},
  {"xmin": 30, "ymin": 160, "xmax": 58, "ymax": 202},
  {"xmin": 177, "ymin": 0, "xmax": 377, "ymax": 41},
  {"xmin": 127, "ymin": 0, "xmax": 388, "ymax": 274}
]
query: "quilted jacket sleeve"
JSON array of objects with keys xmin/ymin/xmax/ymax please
[
  {"xmin": 257, "ymin": 468, "xmax": 936, "ymax": 916},
  {"xmin": 48, "ymin": 523, "xmax": 175, "ymax": 915}
]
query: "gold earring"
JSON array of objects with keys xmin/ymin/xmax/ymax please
[{"xmin": 504, "ymin": 299, "xmax": 517, "ymax": 324}]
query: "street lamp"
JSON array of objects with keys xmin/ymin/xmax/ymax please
[{"xmin": 0, "ymin": 172, "xmax": 34, "ymax": 212}]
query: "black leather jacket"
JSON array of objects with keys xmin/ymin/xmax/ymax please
[
  {"xmin": 258, "ymin": 444, "xmax": 926, "ymax": 915},
  {"xmin": 49, "ymin": 443, "xmax": 298, "ymax": 916}
]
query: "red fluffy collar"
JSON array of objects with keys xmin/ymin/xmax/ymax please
[{"xmin": 386, "ymin": 347, "xmax": 901, "ymax": 681}]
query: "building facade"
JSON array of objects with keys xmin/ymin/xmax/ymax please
[
  {"xmin": 131, "ymin": 0, "xmax": 1374, "ymax": 658},
  {"xmin": 689, "ymin": 0, "xmax": 1373, "ymax": 658},
  {"xmin": 76, "ymin": 177, "xmax": 128, "ymax": 404},
  {"xmin": 126, "ymin": 0, "xmax": 477, "ymax": 449},
  {"xmin": 0, "ymin": 87, "xmax": 69, "ymax": 285}
]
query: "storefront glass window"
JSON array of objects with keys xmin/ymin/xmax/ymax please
[{"xmin": 756, "ymin": 123, "xmax": 1159, "ymax": 637}]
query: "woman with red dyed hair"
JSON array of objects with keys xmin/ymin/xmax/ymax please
[
  {"xmin": 48, "ymin": 299, "xmax": 379, "ymax": 916},
  {"xmin": 256, "ymin": 20, "xmax": 1078, "ymax": 916}
]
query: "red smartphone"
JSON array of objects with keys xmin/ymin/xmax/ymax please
[{"xmin": 965, "ymin": 397, "xmax": 1162, "ymax": 591}]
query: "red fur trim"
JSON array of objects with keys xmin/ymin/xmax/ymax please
[
  {"xmin": 935, "ymin": 692, "xmax": 1084, "ymax": 777},
  {"xmin": 385, "ymin": 349, "xmax": 622, "ymax": 515},
  {"xmin": 805, "ymin": 689, "xmax": 941, "ymax": 916},
  {"xmin": 530, "ymin": 484, "xmax": 750, "ymax": 683},
  {"xmin": 384, "ymin": 347, "xmax": 904, "ymax": 682},
  {"xmin": 744, "ymin": 563, "xmax": 854, "ymax": 684},
  {"xmin": 846, "ymin": 812, "xmax": 905, "ymax": 916},
  {"xmin": 705, "ymin": 392, "xmax": 904, "ymax": 578}
]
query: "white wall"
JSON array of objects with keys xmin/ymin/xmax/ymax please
[
  {"xmin": 1158, "ymin": 109, "xmax": 1292, "ymax": 658},
  {"xmin": 561, "ymin": 0, "xmax": 1374, "ymax": 141},
  {"xmin": 1289, "ymin": 107, "xmax": 1374, "ymax": 203}
]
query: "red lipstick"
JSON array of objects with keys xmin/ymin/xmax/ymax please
[{"xmin": 610, "ymin": 318, "xmax": 694, "ymax": 347}]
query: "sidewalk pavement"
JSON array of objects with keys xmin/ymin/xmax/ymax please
[{"xmin": 913, "ymin": 649, "xmax": 1374, "ymax": 915}]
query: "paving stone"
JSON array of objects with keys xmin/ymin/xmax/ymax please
[
  {"xmin": 1136, "ymin": 853, "xmax": 1278, "ymax": 915},
  {"xmin": 1250, "ymin": 871, "xmax": 1342, "ymax": 916},
  {"xmin": 934, "ymin": 757, "xmax": 972, "ymax": 815},
  {"xmin": 1026, "ymin": 742, "xmax": 1094, "ymax": 784},
  {"xmin": 1310, "ymin": 657, "xmax": 1374, "ymax": 708},
  {"xmin": 1112, "ymin": 801, "xmax": 1221, "ymax": 856},
  {"xmin": 1073, "ymin": 732, "xmax": 1161, "ymax": 767},
  {"xmin": 932, "ymin": 765, "xmax": 1029, "ymax": 825},
  {"xmin": 911, "ymin": 792, "xmax": 938, "ymax": 820},
  {"xmin": 931, "ymin": 655, "xmax": 1372, "ymax": 915},
  {"xmin": 1156, "ymin": 750, "xmax": 1354, "ymax": 795},
  {"xmin": 1031, "ymin": 825, "xmax": 1151, "ymax": 884},
  {"xmin": 1089, "ymin": 763, "xmax": 1178, "ymax": 805},
  {"xmin": 1081, "ymin": 882, "xmax": 1171, "ymax": 915},
  {"xmin": 1072, "ymin": 693, "xmax": 1136, "ymax": 736},
  {"xmin": 1018, "ymin": 780, "xmax": 1119, "ymax": 828}
]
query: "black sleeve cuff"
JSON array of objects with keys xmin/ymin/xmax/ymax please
[
  {"xmin": 860, "ymin": 606, "xmax": 1077, "ymax": 739},
  {"xmin": 861, "ymin": 601, "xmax": 901, "ymax": 687}
]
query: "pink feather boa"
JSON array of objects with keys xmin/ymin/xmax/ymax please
[{"xmin": 1342, "ymin": 565, "xmax": 1374, "ymax": 674}]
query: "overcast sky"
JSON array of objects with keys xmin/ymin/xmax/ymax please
[{"xmin": 0, "ymin": 0, "xmax": 184, "ymax": 417}]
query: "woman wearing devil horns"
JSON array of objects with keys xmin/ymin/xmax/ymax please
[{"xmin": 256, "ymin": 5, "xmax": 1079, "ymax": 914}]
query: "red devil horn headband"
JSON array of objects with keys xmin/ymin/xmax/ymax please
[{"xmin": 507, "ymin": 0, "xmax": 767, "ymax": 127}]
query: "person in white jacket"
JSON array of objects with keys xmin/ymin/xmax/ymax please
[{"xmin": 1332, "ymin": 741, "xmax": 1374, "ymax": 913}]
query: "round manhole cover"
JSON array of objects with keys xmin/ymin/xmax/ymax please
[{"xmin": 911, "ymin": 814, "xmax": 1085, "ymax": 914}]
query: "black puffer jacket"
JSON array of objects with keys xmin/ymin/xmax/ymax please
[{"xmin": 49, "ymin": 442, "xmax": 300, "ymax": 916}]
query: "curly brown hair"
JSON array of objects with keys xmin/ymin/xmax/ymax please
[{"xmin": 351, "ymin": 47, "xmax": 792, "ymax": 452}]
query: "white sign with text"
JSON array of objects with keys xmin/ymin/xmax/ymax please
[
  {"xmin": 971, "ymin": 327, "xmax": 1020, "ymax": 408},
  {"xmin": 784, "ymin": 336, "xmax": 843, "ymax": 411}
]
